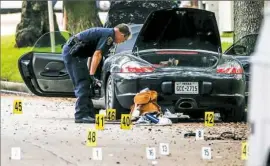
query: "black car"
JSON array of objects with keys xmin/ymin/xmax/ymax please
[
  {"xmin": 93, "ymin": 0, "xmax": 177, "ymax": 87},
  {"xmin": 101, "ymin": 8, "xmax": 246, "ymax": 121},
  {"xmin": 18, "ymin": 8, "xmax": 246, "ymax": 122},
  {"xmin": 224, "ymin": 34, "xmax": 259, "ymax": 103}
]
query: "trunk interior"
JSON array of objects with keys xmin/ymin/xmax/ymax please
[{"xmin": 139, "ymin": 51, "xmax": 219, "ymax": 68}]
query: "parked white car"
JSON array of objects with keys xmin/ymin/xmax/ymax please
[{"xmin": 247, "ymin": 6, "xmax": 270, "ymax": 166}]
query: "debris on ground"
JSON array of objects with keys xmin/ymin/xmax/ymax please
[
  {"xmin": 134, "ymin": 113, "xmax": 172, "ymax": 126},
  {"xmin": 184, "ymin": 131, "xmax": 196, "ymax": 138}
]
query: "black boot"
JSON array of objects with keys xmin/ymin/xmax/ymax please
[{"xmin": 75, "ymin": 116, "xmax": 95, "ymax": 123}]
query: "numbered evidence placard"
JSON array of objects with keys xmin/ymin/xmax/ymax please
[
  {"xmin": 195, "ymin": 129, "xmax": 204, "ymax": 140},
  {"xmin": 159, "ymin": 143, "xmax": 170, "ymax": 156},
  {"xmin": 146, "ymin": 147, "xmax": 156, "ymax": 160},
  {"xmin": 201, "ymin": 147, "xmax": 212, "ymax": 160},
  {"xmin": 92, "ymin": 148, "xmax": 102, "ymax": 160},
  {"xmin": 11, "ymin": 147, "xmax": 21, "ymax": 160},
  {"xmin": 95, "ymin": 114, "xmax": 104, "ymax": 130},
  {"xmin": 13, "ymin": 100, "xmax": 23, "ymax": 114},
  {"xmin": 241, "ymin": 141, "xmax": 248, "ymax": 160},
  {"xmin": 120, "ymin": 114, "xmax": 132, "ymax": 130},
  {"xmin": 106, "ymin": 109, "xmax": 116, "ymax": 121},
  {"xmin": 204, "ymin": 112, "xmax": 214, "ymax": 127},
  {"xmin": 86, "ymin": 130, "xmax": 97, "ymax": 147}
]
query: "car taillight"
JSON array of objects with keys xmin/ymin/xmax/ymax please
[
  {"xmin": 120, "ymin": 62, "xmax": 155, "ymax": 73},
  {"xmin": 216, "ymin": 61, "xmax": 243, "ymax": 74}
]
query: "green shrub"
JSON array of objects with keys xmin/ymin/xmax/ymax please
[
  {"xmin": 1, "ymin": 35, "xmax": 31, "ymax": 82},
  {"xmin": 221, "ymin": 32, "xmax": 234, "ymax": 38},
  {"xmin": 221, "ymin": 42, "xmax": 233, "ymax": 52}
]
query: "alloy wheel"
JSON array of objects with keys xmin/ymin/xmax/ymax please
[{"xmin": 106, "ymin": 77, "xmax": 113, "ymax": 108}]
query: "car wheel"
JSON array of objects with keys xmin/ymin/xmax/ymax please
[
  {"xmin": 105, "ymin": 75, "xmax": 129, "ymax": 119},
  {"xmin": 221, "ymin": 101, "xmax": 246, "ymax": 122}
]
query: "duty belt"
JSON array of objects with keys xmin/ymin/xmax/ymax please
[
  {"xmin": 66, "ymin": 36, "xmax": 87, "ymax": 57},
  {"xmin": 67, "ymin": 36, "xmax": 81, "ymax": 47}
]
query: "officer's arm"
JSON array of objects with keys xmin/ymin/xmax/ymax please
[
  {"xmin": 89, "ymin": 50, "xmax": 102, "ymax": 75},
  {"xmin": 89, "ymin": 33, "xmax": 112, "ymax": 75}
]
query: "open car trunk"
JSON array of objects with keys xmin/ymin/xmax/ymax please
[
  {"xmin": 133, "ymin": 8, "xmax": 222, "ymax": 53},
  {"xmin": 139, "ymin": 50, "xmax": 219, "ymax": 68}
]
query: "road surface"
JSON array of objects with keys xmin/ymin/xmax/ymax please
[
  {"xmin": 1, "ymin": 12, "xmax": 108, "ymax": 36},
  {"xmin": 1, "ymin": 93, "xmax": 249, "ymax": 166},
  {"xmin": 0, "ymin": 13, "xmax": 64, "ymax": 36}
]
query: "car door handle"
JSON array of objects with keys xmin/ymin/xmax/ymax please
[
  {"xmin": 44, "ymin": 62, "xmax": 65, "ymax": 71},
  {"xmin": 40, "ymin": 71, "xmax": 68, "ymax": 77},
  {"xmin": 41, "ymin": 62, "xmax": 68, "ymax": 77}
]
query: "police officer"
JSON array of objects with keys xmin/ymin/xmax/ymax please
[{"xmin": 62, "ymin": 24, "xmax": 131, "ymax": 123}]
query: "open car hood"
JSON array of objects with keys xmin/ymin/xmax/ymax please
[
  {"xmin": 103, "ymin": 1, "xmax": 177, "ymax": 28},
  {"xmin": 132, "ymin": 8, "xmax": 222, "ymax": 53}
]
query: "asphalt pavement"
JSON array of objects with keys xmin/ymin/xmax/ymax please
[
  {"xmin": 1, "ymin": 93, "xmax": 249, "ymax": 166},
  {"xmin": 0, "ymin": 13, "xmax": 63, "ymax": 36}
]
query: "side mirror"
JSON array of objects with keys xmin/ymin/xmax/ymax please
[{"xmin": 233, "ymin": 45, "xmax": 247, "ymax": 55}]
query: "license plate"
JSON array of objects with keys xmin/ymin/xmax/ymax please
[{"xmin": 175, "ymin": 82, "xmax": 199, "ymax": 94}]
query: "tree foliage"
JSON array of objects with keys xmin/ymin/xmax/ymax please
[
  {"xmin": 63, "ymin": 1, "xmax": 102, "ymax": 35},
  {"xmin": 234, "ymin": 1, "xmax": 264, "ymax": 42},
  {"xmin": 104, "ymin": 0, "xmax": 178, "ymax": 28}
]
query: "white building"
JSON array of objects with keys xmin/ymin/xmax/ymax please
[
  {"xmin": 203, "ymin": 1, "xmax": 270, "ymax": 34},
  {"xmin": 203, "ymin": 1, "xmax": 233, "ymax": 33}
]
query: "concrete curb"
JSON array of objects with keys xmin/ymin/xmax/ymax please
[
  {"xmin": 0, "ymin": 81, "xmax": 32, "ymax": 94},
  {"xmin": 0, "ymin": 81, "xmax": 106, "ymax": 108}
]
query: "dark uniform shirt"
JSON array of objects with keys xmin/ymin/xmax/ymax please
[{"xmin": 75, "ymin": 27, "xmax": 115, "ymax": 58}]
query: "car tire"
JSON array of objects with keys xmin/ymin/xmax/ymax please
[
  {"xmin": 221, "ymin": 101, "xmax": 246, "ymax": 122},
  {"xmin": 105, "ymin": 75, "xmax": 129, "ymax": 119}
]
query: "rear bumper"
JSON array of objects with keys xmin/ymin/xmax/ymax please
[
  {"xmin": 112, "ymin": 73, "xmax": 246, "ymax": 109},
  {"xmin": 117, "ymin": 93, "xmax": 245, "ymax": 110}
]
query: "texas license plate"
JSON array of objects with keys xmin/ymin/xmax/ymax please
[{"xmin": 175, "ymin": 82, "xmax": 199, "ymax": 94}]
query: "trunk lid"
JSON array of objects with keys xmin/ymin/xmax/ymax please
[{"xmin": 132, "ymin": 8, "xmax": 222, "ymax": 53}]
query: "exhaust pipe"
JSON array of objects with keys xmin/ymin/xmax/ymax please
[
  {"xmin": 179, "ymin": 102, "xmax": 193, "ymax": 109},
  {"xmin": 176, "ymin": 98, "xmax": 197, "ymax": 109}
]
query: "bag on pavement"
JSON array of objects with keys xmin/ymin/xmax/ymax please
[{"xmin": 130, "ymin": 88, "xmax": 162, "ymax": 120}]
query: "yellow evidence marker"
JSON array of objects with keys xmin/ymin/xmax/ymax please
[
  {"xmin": 13, "ymin": 100, "xmax": 23, "ymax": 114},
  {"xmin": 205, "ymin": 111, "xmax": 214, "ymax": 127},
  {"xmin": 241, "ymin": 141, "xmax": 248, "ymax": 160},
  {"xmin": 106, "ymin": 109, "xmax": 116, "ymax": 121},
  {"xmin": 120, "ymin": 114, "xmax": 132, "ymax": 130},
  {"xmin": 11, "ymin": 147, "xmax": 21, "ymax": 160},
  {"xmin": 95, "ymin": 114, "xmax": 104, "ymax": 130},
  {"xmin": 86, "ymin": 129, "xmax": 97, "ymax": 147}
]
